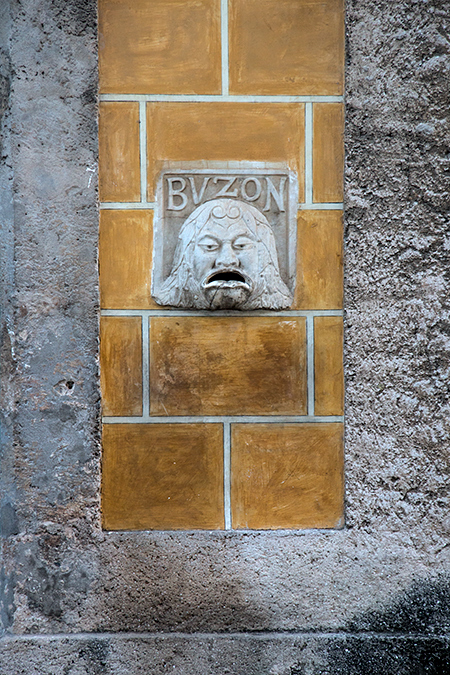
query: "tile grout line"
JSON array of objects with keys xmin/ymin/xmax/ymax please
[
  {"xmin": 102, "ymin": 416, "xmax": 344, "ymax": 424},
  {"xmin": 221, "ymin": 0, "xmax": 229, "ymax": 96},
  {"xmin": 305, "ymin": 102, "xmax": 313, "ymax": 205},
  {"xmin": 223, "ymin": 421, "xmax": 232, "ymax": 530},
  {"xmin": 139, "ymin": 101, "xmax": 147, "ymax": 203},
  {"xmin": 100, "ymin": 202, "xmax": 156, "ymax": 210},
  {"xmin": 101, "ymin": 309, "xmax": 344, "ymax": 318},
  {"xmin": 299, "ymin": 203, "xmax": 343, "ymax": 211},
  {"xmin": 99, "ymin": 94, "xmax": 343, "ymax": 103},
  {"xmin": 307, "ymin": 315, "xmax": 315, "ymax": 417},
  {"xmin": 142, "ymin": 315, "xmax": 150, "ymax": 417}
]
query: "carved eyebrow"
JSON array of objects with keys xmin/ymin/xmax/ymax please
[
  {"xmin": 233, "ymin": 234, "xmax": 255, "ymax": 242},
  {"xmin": 197, "ymin": 234, "xmax": 221, "ymax": 244}
]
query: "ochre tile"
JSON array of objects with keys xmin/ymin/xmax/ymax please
[
  {"xmin": 314, "ymin": 317, "xmax": 344, "ymax": 416},
  {"xmin": 100, "ymin": 317, "xmax": 142, "ymax": 417},
  {"xmin": 150, "ymin": 317, "xmax": 307, "ymax": 416},
  {"xmin": 99, "ymin": 0, "xmax": 221, "ymax": 95},
  {"xmin": 98, "ymin": 102, "xmax": 140, "ymax": 203},
  {"xmin": 146, "ymin": 103, "xmax": 304, "ymax": 201},
  {"xmin": 99, "ymin": 210, "xmax": 159, "ymax": 309},
  {"xmin": 231, "ymin": 423, "xmax": 344, "ymax": 529},
  {"xmin": 294, "ymin": 211, "xmax": 343, "ymax": 309},
  {"xmin": 102, "ymin": 423, "xmax": 224, "ymax": 530},
  {"xmin": 313, "ymin": 103, "xmax": 344, "ymax": 203},
  {"xmin": 229, "ymin": 0, "xmax": 344, "ymax": 96}
]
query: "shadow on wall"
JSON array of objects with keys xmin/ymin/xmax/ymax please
[
  {"xmin": 323, "ymin": 573, "xmax": 450, "ymax": 675},
  {"xmin": 96, "ymin": 534, "xmax": 271, "ymax": 632}
]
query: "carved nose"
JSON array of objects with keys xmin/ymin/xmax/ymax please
[{"xmin": 216, "ymin": 243, "xmax": 238, "ymax": 268}]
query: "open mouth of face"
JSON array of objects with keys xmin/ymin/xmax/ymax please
[{"xmin": 204, "ymin": 270, "xmax": 250, "ymax": 289}]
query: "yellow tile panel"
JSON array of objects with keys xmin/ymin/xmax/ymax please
[
  {"xmin": 99, "ymin": 0, "xmax": 221, "ymax": 95},
  {"xmin": 229, "ymin": 0, "xmax": 344, "ymax": 95},
  {"xmin": 231, "ymin": 423, "xmax": 344, "ymax": 529},
  {"xmin": 99, "ymin": 210, "xmax": 158, "ymax": 309},
  {"xmin": 98, "ymin": 102, "xmax": 141, "ymax": 203},
  {"xmin": 146, "ymin": 102, "xmax": 305, "ymax": 201},
  {"xmin": 294, "ymin": 211, "xmax": 343, "ymax": 309},
  {"xmin": 150, "ymin": 317, "xmax": 307, "ymax": 416},
  {"xmin": 102, "ymin": 423, "xmax": 224, "ymax": 530},
  {"xmin": 100, "ymin": 317, "xmax": 143, "ymax": 417},
  {"xmin": 313, "ymin": 103, "xmax": 344, "ymax": 203},
  {"xmin": 314, "ymin": 317, "xmax": 344, "ymax": 416}
]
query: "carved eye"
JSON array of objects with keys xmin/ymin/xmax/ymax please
[
  {"xmin": 198, "ymin": 237, "xmax": 220, "ymax": 252},
  {"xmin": 232, "ymin": 237, "xmax": 254, "ymax": 251}
]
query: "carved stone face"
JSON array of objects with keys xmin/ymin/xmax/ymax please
[
  {"xmin": 155, "ymin": 198, "xmax": 293, "ymax": 310},
  {"xmin": 192, "ymin": 203, "xmax": 259, "ymax": 309}
]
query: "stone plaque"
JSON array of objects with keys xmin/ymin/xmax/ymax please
[{"xmin": 152, "ymin": 166, "xmax": 298, "ymax": 310}]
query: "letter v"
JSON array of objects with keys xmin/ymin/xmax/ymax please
[{"xmin": 188, "ymin": 176, "xmax": 211, "ymax": 205}]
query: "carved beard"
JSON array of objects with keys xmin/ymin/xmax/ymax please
[
  {"xmin": 158, "ymin": 255, "xmax": 292, "ymax": 310},
  {"xmin": 203, "ymin": 282, "xmax": 251, "ymax": 309}
]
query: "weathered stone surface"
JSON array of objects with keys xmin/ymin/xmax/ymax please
[
  {"xmin": 2, "ymin": 632, "xmax": 450, "ymax": 674},
  {"xmin": 1, "ymin": 0, "xmax": 450, "ymax": 671}
]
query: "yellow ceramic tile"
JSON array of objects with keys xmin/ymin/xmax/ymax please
[
  {"xmin": 313, "ymin": 103, "xmax": 344, "ymax": 203},
  {"xmin": 294, "ymin": 211, "xmax": 343, "ymax": 309},
  {"xmin": 98, "ymin": 102, "xmax": 140, "ymax": 203},
  {"xmin": 99, "ymin": 0, "xmax": 221, "ymax": 95},
  {"xmin": 100, "ymin": 317, "xmax": 142, "ymax": 417},
  {"xmin": 102, "ymin": 423, "xmax": 224, "ymax": 530},
  {"xmin": 229, "ymin": 0, "xmax": 344, "ymax": 95},
  {"xmin": 99, "ymin": 210, "xmax": 159, "ymax": 309},
  {"xmin": 314, "ymin": 317, "xmax": 344, "ymax": 416},
  {"xmin": 231, "ymin": 423, "xmax": 344, "ymax": 529},
  {"xmin": 150, "ymin": 317, "xmax": 307, "ymax": 416},
  {"xmin": 146, "ymin": 102, "xmax": 305, "ymax": 201}
]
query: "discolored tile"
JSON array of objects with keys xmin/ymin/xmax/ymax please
[
  {"xmin": 150, "ymin": 317, "xmax": 307, "ymax": 416},
  {"xmin": 313, "ymin": 103, "xmax": 344, "ymax": 203},
  {"xmin": 294, "ymin": 211, "xmax": 343, "ymax": 309},
  {"xmin": 231, "ymin": 423, "xmax": 344, "ymax": 529},
  {"xmin": 314, "ymin": 317, "xmax": 344, "ymax": 416},
  {"xmin": 229, "ymin": 0, "xmax": 344, "ymax": 95},
  {"xmin": 99, "ymin": 102, "xmax": 140, "ymax": 203},
  {"xmin": 100, "ymin": 317, "xmax": 143, "ymax": 417},
  {"xmin": 146, "ymin": 102, "xmax": 304, "ymax": 200},
  {"xmin": 99, "ymin": 0, "xmax": 221, "ymax": 95},
  {"xmin": 99, "ymin": 210, "xmax": 158, "ymax": 309},
  {"xmin": 102, "ymin": 423, "xmax": 224, "ymax": 530}
]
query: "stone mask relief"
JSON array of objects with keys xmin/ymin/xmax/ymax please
[{"xmin": 152, "ymin": 167, "xmax": 298, "ymax": 310}]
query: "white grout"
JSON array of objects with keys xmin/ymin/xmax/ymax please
[
  {"xmin": 99, "ymin": 94, "xmax": 343, "ymax": 103},
  {"xmin": 101, "ymin": 309, "xmax": 343, "ymax": 318},
  {"xmin": 102, "ymin": 415, "xmax": 344, "ymax": 424},
  {"xmin": 299, "ymin": 203, "xmax": 343, "ymax": 211},
  {"xmin": 221, "ymin": 0, "xmax": 229, "ymax": 96},
  {"xmin": 100, "ymin": 202, "xmax": 156, "ymax": 210},
  {"xmin": 223, "ymin": 422, "xmax": 231, "ymax": 529},
  {"xmin": 306, "ymin": 315, "xmax": 315, "ymax": 417},
  {"xmin": 304, "ymin": 102, "xmax": 313, "ymax": 205},
  {"xmin": 139, "ymin": 102, "xmax": 147, "ymax": 203},
  {"xmin": 142, "ymin": 315, "xmax": 150, "ymax": 417}
]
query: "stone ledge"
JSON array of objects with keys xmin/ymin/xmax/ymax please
[{"xmin": 1, "ymin": 632, "xmax": 450, "ymax": 675}]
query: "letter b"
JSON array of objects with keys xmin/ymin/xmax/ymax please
[{"xmin": 167, "ymin": 177, "xmax": 188, "ymax": 210}]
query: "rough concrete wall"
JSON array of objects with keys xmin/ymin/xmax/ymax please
[
  {"xmin": 0, "ymin": 0, "xmax": 101, "ymax": 635},
  {"xmin": 1, "ymin": 0, "xmax": 450, "ymax": 672}
]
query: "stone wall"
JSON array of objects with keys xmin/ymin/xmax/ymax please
[{"xmin": 1, "ymin": 0, "xmax": 450, "ymax": 672}]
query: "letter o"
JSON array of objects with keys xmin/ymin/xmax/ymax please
[{"xmin": 241, "ymin": 177, "xmax": 262, "ymax": 202}]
